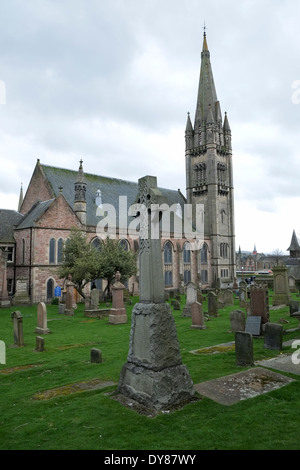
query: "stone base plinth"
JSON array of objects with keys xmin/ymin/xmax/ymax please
[
  {"xmin": 12, "ymin": 295, "xmax": 30, "ymax": 306},
  {"xmin": 35, "ymin": 327, "xmax": 50, "ymax": 335},
  {"xmin": 118, "ymin": 302, "xmax": 194, "ymax": 410},
  {"xmin": 272, "ymin": 294, "xmax": 291, "ymax": 307},
  {"xmin": 119, "ymin": 362, "xmax": 194, "ymax": 410},
  {"xmin": 64, "ymin": 308, "xmax": 74, "ymax": 316},
  {"xmin": 190, "ymin": 325, "xmax": 207, "ymax": 329},
  {"xmin": 84, "ymin": 309, "xmax": 110, "ymax": 319},
  {"xmin": 109, "ymin": 308, "xmax": 127, "ymax": 324}
]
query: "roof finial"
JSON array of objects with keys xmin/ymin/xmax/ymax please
[{"xmin": 202, "ymin": 22, "xmax": 208, "ymax": 51}]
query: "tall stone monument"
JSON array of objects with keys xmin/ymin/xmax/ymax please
[
  {"xmin": 109, "ymin": 271, "xmax": 127, "ymax": 324},
  {"xmin": 118, "ymin": 176, "xmax": 194, "ymax": 410},
  {"xmin": 65, "ymin": 274, "xmax": 75, "ymax": 315}
]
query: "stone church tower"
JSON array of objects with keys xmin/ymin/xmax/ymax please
[{"xmin": 185, "ymin": 32, "xmax": 236, "ymax": 287}]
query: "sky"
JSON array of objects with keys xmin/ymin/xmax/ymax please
[{"xmin": 0, "ymin": 0, "xmax": 299, "ymax": 255}]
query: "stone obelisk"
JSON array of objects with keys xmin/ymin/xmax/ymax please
[{"xmin": 118, "ymin": 176, "xmax": 194, "ymax": 410}]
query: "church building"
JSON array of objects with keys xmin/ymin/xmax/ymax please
[{"xmin": 0, "ymin": 33, "xmax": 236, "ymax": 305}]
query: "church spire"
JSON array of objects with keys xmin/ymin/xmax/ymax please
[
  {"xmin": 194, "ymin": 31, "xmax": 219, "ymax": 130},
  {"xmin": 287, "ymin": 230, "xmax": 300, "ymax": 258}
]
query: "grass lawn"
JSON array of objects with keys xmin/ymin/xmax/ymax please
[{"xmin": 0, "ymin": 291, "xmax": 299, "ymax": 450}]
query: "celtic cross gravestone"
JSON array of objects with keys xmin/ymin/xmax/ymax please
[{"xmin": 118, "ymin": 176, "xmax": 194, "ymax": 410}]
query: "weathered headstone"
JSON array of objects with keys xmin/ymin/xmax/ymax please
[
  {"xmin": 91, "ymin": 348, "xmax": 102, "ymax": 363},
  {"xmin": 90, "ymin": 287, "xmax": 100, "ymax": 309},
  {"xmin": 36, "ymin": 336, "xmax": 44, "ymax": 352},
  {"xmin": 182, "ymin": 282, "xmax": 197, "ymax": 317},
  {"xmin": 190, "ymin": 301, "xmax": 206, "ymax": 329},
  {"xmin": 35, "ymin": 302, "xmax": 50, "ymax": 334},
  {"xmin": 11, "ymin": 311, "xmax": 24, "ymax": 347},
  {"xmin": 223, "ymin": 288, "xmax": 234, "ymax": 306},
  {"xmin": 65, "ymin": 274, "xmax": 75, "ymax": 315},
  {"xmin": 249, "ymin": 283, "xmax": 269, "ymax": 324},
  {"xmin": 207, "ymin": 290, "xmax": 218, "ymax": 316},
  {"xmin": 245, "ymin": 315, "xmax": 261, "ymax": 336},
  {"xmin": 289, "ymin": 300, "xmax": 299, "ymax": 316},
  {"xmin": 235, "ymin": 331, "xmax": 254, "ymax": 366},
  {"xmin": 230, "ymin": 310, "xmax": 246, "ymax": 332},
  {"xmin": 12, "ymin": 278, "xmax": 30, "ymax": 305},
  {"xmin": 118, "ymin": 176, "xmax": 194, "ymax": 410},
  {"xmin": 238, "ymin": 280, "xmax": 248, "ymax": 308},
  {"xmin": 109, "ymin": 271, "xmax": 127, "ymax": 324},
  {"xmin": 272, "ymin": 266, "xmax": 291, "ymax": 306},
  {"xmin": 264, "ymin": 323, "xmax": 283, "ymax": 350}
]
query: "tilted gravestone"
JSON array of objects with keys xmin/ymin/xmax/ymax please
[
  {"xmin": 264, "ymin": 323, "xmax": 283, "ymax": 350},
  {"xmin": 190, "ymin": 301, "xmax": 206, "ymax": 329},
  {"xmin": 207, "ymin": 290, "xmax": 218, "ymax": 317},
  {"xmin": 11, "ymin": 311, "xmax": 24, "ymax": 347},
  {"xmin": 235, "ymin": 331, "xmax": 254, "ymax": 366},
  {"xmin": 230, "ymin": 310, "xmax": 246, "ymax": 332},
  {"xmin": 289, "ymin": 300, "xmax": 299, "ymax": 316},
  {"xmin": 36, "ymin": 336, "xmax": 44, "ymax": 352},
  {"xmin": 118, "ymin": 176, "xmax": 194, "ymax": 410}
]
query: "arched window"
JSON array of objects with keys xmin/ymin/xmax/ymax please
[
  {"xmin": 183, "ymin": 242, "xmax": 191, "ymax": 264},
  {"xmin": 92, "ymin": 237, "xmax": 102, "ymax": 251},
  {"xmin": 164, "ymin": 271, "xmax": 173, "ymax": 286},
  {"xmin": 184, "ymin": 270, "xmax": 191, "ymax": 284},
  {"xmin": 164, "ymin": 241, "xmax": 173, "ymax": 264},
  {"xmin": 119, "ymin": 239, "xmax": 129, "ymax": 251},
  {"xmin": 220, "ymin": 243, "xmax": 228, "ymax": 258},
  {"xmin": 201, "ymin": 243, "xmax": 208, "ymax": 263},
  {"xmin": 57, "ymin": 238, "xmax": 64, "ymax": 263},
  {"xmin": 46, "ymin": 278, "xmax": 54, "ymax": 300},
  {"xmin": 49, "ymin": 238, "xmax": 56, "ymax": 264}
]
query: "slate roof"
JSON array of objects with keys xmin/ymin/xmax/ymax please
[
  {"xmin": 0, "ymin": 209, "xmax": 23, "ymax": 242},
  {"xmin": 16, "ymin": 200, "xmax": 55, "ymax": 229},
  {"xmin": 40, "ymin": 164, "xmax": 187, "ymax": 228}
]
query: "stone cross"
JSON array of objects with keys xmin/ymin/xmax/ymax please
[
  {"xmin": 118, "ymin": 175, "xmax": 195, "ymax": 410},
  {"xmin": 135, "ymin": 175, "xmax": 166, "ymax": 303}
]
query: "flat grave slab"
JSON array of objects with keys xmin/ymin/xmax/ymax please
[
  {"xmin": 194, "ymin": 367, "xmax": 294, "ymax": 405},
  {"xmin": 256, "ymin": 353, "xmax": 300, "ymax": 376}
]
